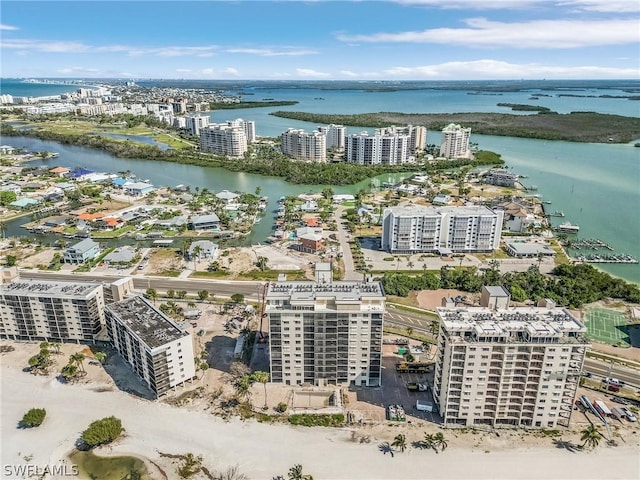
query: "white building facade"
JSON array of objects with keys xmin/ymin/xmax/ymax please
[
  {"xmin": 266, "ymin": 273, "xmax": 385, "ymax": 387},
  {"xmin": 281, "ymin": 128, "xmax": 327, "ymax": 162},
  {"xmin": 227, "ymin": 118, "xmax": 256, "ymax": 143},
  {"xmin": 440, "ymin": 123, "xmax": 471, "ymax": 159},
  {"xmin": 433, "ymin": 305, "xmax": 588, "ymax": 428},
  {"xmin": 199, "ymin": 124, "xmax": 248, "ymax": 157},
  {"xmin": 345, "ymin": 131, "xmax": 411, "ymax": 165},
  {"xmin": 318, "ymin": 124, "xmax": 346, "ymax": 150},
  {"xmin": 0, "ymin": 278, "xmax": 105, "ymax": 342},
  {"xmin": 104, "ymin": 295, "xmax": 196, "ymax": 397},
  {"xmin": 185, "ymin": 114, "xmax": 210, "ymax": 136},
  {"xmin": 382, "ymin": 206, "xmax": 503, "ymax": 253}
]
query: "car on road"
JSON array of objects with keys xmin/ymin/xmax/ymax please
[
  {"xmin": 582, "ymin": 372, "xmax": 592, "ymax": 378},
  {"xmin": 612, "ymin": 397, "xmax": 629, "ymax": 405},
  {"xmin": 406, "ymin": 382, "xmax": 428, "ymax": 392}
]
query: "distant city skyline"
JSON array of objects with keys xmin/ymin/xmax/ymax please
[{"xmin": 1, "ymin": 0, "xmax": 639, "ymax": 80}]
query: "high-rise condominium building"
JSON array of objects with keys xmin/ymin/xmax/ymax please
[
  {"xmin": 199, "ymin": 124, "xmax": 248, "ymax": 157},
  {"xmin": 185, "ymin": 114, "xmax": 210, "ymax": 136},
  {"xmin": 0, "ymin": 277, "xmax": 105, "ymax": 342},
  {"xmin": 266, "ymin": 265, "xmax": 385, "ymax": 387},
  {"xmin": 318, "ymin": 124, "xmax": 346, "ymax": 149},
  {"xmin": 440, "ymin": 123, "xmax": 471, "ymax": 159},
  {"xmin": 227, "ymin": 118, "xmax": 256, "ymax": 143},
  {"xmin": 433, "ymin": 289, "xmax": 588, "ymax": 429},
  {"xmin": 381, "ymin": 205, "xmax": 503, "ymax": 253},
  {"xmin": 281, "ymin": 128, "xmax": 327, "ymax": 162},
  {"xmin": 377, "ymin": 125, "xmax": 427, "ymax": 153},
  {"xmin": 104, "ymin": 295, "xmax": 196, "ymax": 397},
  {"xmin": 345, "ymin": 131, "xmax": 411, "ymax": 165}
]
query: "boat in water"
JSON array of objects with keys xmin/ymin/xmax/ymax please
[{"xmin": 556, "ymin": 222, "xmax": 580, "ymax": 234}]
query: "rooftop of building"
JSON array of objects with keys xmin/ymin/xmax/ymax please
[
  {"xmin": 105, "ymin": 295, "xmax": 188, "ymax": 349},
  {"xmin": 385, "ymin": 205, "xmax": 498, "ymax": 217},
  {"xmin": 0, "ymin": 279, "xmax": 101, "ymax": 297},
  {"xmin": 266, "ymin": 280, "xmax": 384, "ymax": 301},
  {"xmin": 437, "ymin": 306, "xmax": 588, "ymax": 342}
]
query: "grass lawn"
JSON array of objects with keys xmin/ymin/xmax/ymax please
[
  {"xmin": 584, "ymin": 308, "xmax": 631, "ymax": 347},
  {"xmin": 154, "ymin": 133, "xmax": 195, "ymax": 150}
]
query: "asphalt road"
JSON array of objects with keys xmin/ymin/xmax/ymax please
[
  {"xmin": 18, "ymin": 270, "xmax": 263, "ymax": 299},
  {"xmin": 582, "ymin": 358, "xmax": 640, "ymax": 389}
]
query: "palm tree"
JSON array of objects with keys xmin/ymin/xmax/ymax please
[
  {"xmin": 287, "ymin": 464, "xmax": 313, "ymax": 480},
  {"xmin": 192, "ymin": 245, "xmax": 202, "ymax": 271},
  {"xmin": 60, "ymin": 362, "xmax": 79, "ymax": 382},
  {"xmin": 422, "ymin": 433, "xmax": 435, "ymax": 451},
  {"xmin": 70, "ymin": 352, "xmax": 86, "ymax": 374},
  {"xmin": 251, "ymin": 371, "xmax": 270, "ymax": 410},
  {"xmin": 580, "ymin": 424, "xmax": 603, "ymax": 450},
  {"xmin": 432, "ymin": 432, "xmax": 448, "ymax": 452},
  {"xmin": 146, "ymin": 288, "xmax": 158, "ymax": 305},
  {"xmin": 94, "ymin": 352, "xmax": 107, "ymax": 364},
  {"xmin": 391, "ymin": 433, "xmax": 407, "ymax": 452},
  {"xmin": 50, "ymin": 342, "xmax": 62, "ymax": 354}
]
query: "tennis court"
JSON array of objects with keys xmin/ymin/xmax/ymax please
[{"xmin": 584, "ymin": 308, "xmax": 630, "ymax": 346}]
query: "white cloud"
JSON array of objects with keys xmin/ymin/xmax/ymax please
[
  {"xmin": 226, "ymin": 47, "xmax": 317, "ymax": 57},
  {"xmin": 154, "ymin": 46, "xmax": 218, "ymax": 57},
  {"xmin": 176, "ymin": 69, "xmax": 192, "ymax": 73},
  {"xmin": 222, "ymin": 67, "xmax": 240, "ymax": 76},
  {"xmin": 296, "ymin": 68, "xmax": 330, "ymax": 78},
  {"xmin": 57, "ymin": 66, "xmax": 101, "ymax": 75},
  {"xmin": 0, "ymin": 23, "xmax": 19, "ymax": 31},
  {"xmin": 394, "ymin": 0, "xmax": 640, "ymax": 12},
  {"xmin": 377, "ymin": 59, "xmax": 640, "ymax": 79},
  {"xmin": 336, "ymin": 18, "xmax": 640, "ymax": 48}
]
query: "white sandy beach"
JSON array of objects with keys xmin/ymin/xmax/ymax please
[{"xmin": 1, "ymin": 365, "xmax": 639, "ymax": 480}]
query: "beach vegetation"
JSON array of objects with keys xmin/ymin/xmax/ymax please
[
  {"xmin": 287, "ymin": 464, "xmax": 314, "ymax": 480},
  {"xmin": 580, "ymin": 425, "xmax": 603, "ymax": 450},
  {"xmin": 81, "ymin": 416, "xmax": 123, "ymax": 449},
  {"xmin": 391, "ymin": 433, "xmax": 407, "ymax": 452},
  {"xmin": 288, "ymin": 414, "xmax": 344, "ymax": 427},
  {"xmin": 177, "ymin": 453, "xmax": 203, "ymax": 479},
  {"xmin": 20, "ymin": 408, "xmax": 46, "ymax": 428}
]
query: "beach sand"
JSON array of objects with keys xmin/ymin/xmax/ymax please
[{"xmin": 2, "ymin": 363, "xmax": 639, "ymax": 480}]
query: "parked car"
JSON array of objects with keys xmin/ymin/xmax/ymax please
[
  {"xmin": 622, "ymin": 408, "xmax": 637, "ymax": 422},
  {"xmin": 612, "ymin": 397, "xmax": 629, "ymax": 405},
  {"xmin": 406, "ymin": 382, "xmax": 428, "ymax": 392}
]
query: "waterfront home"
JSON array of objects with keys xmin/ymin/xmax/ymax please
[
  {"xmin": 153, "ymin": 215, "xmax": 188, "ymax": 230},
  {"xmin": 94, "ymin": 217, "xmax": 121, "ymax": 231},
  {"xmin": 112, "ymin": 177, "xmax": 133, "ymax": 188},
  {"xmin": 188, "ymin": 240, "xmax": 218, "ymax": 260},
  {"xmin": 56, "ymin": 182, "xmax": 77, "ymax": 192},
  {"xmin": 9, "ymin": 197, "xmax": 39, "ymax": 210},
  {"xmin": 69, "ymin": 167, "xmax": 94, "ymax": 180},
  {"xmin": 0, "ymin": 145, "xmax": 16, "ymax": 155},
  {"xmin": 103, "ymin": 246, "xmax": 137, "ymax": 265},
  {"xmin": 124, "ymin": 182, "xmax": 155, "ymax": 197},
  {"xmin": 189, "ymin": 213, "xmax": 220, "ymax": 231},
  {"xmin": 483, "ymin": 169, "xmax": 518, "ymax": 188},
  {"xmin": 49, "ymin": 166, "xmax": 70, "ymax": 177},
  {"xmin": 297, "ymin": 200, "xmax": 318, "ymax": 212},
  {"xmin": 43, "ymin": 215, "xmax": 68, "ymax": 228},
  {"xmin": 0, "ymin": 184, "xmax": 21, "ymax": 195},
  {"xmin": 64, "ymin": 238, "xmax": 101, "ymax": 264},
  {"xmin": 299, "ymin": 232, "xmax": 323, "ymax": 253},
  {"xmin": 505, "ymin": 242, "xmax": 555, "ymax": 258},
  {"xmin": 215, "ymin": 189, "xmax": 240, "ymax": 204},
  {"xmin": 332, "ymin": 194, "xmax": 355, "ymax": 204},
  {"xmin": 296, "ymin": 226, "xmax": 322, "ymax": 238}
]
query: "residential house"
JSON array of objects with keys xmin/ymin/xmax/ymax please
[
  {"xmin": 49, "ymin": 166, "xmax": 70, "ymax": 177},
  {"xmin": 9, "ymin": 198, "xmax": 39, "ymax": 210},
  {"xmin": 299, "ymin": 232, "xmax": 323, "ymax": 253},
  {"xmin": 432, "ymin": 194, "xmax": 451, "ymax": 205},
  {"xmin": 332, "ymin": 194, "xmax": 355, "ymax": 204},
  {"xmin": 505, "ymin": 242, "xmax": 555, "ymax": 258},
  {"xmin": 189, "ymin": 214, "xmax": 220, "ymax": 231},
  {"xmin": 103, "ymin": 246, "xmax": 137, "ymax": 265},
  {"xmin": 188, "ymin": 240, "xmax": 218, "ymax": 260},
  {"xmin": 64, "ymin": 238, "xmax": 101, "ymax": 264},
  {"xmin": 124, "ymin": 182, "xmax": 155, "ymax": 197},
  {"xmin": 297, "ymin": 200, "xmax": 318, "ymax": 212},
  {"xmin": 215, "ymin": 190, "xmax": 240, "ymax": 205},
  {"xmin": 153, "ymin": 215, "xmax": 188, "ymax": 230},
  {"xmin": 0, "ymin": 145, "xmax": 16, "ymax": 155}
]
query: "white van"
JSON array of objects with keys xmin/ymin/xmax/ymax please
[{"xmin": 416, "ymin": 400, "xmax": 434, "ymax": 412}]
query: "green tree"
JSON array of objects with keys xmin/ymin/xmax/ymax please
[
  {"xmin": 391, "ymin": 433, "xmax": 407, "ymax": 452},
  {"xmin": 432, "ymin": 432, "xmax": 448, "ymax": 452},
  {"xmin": 70, "ymin": 352, "xmax": 86, "ymax": 374},
  {"xmin": 81, "ymin": 416, "xmax": 123, "ymax": 449},
  {"xmin": 580, "ymin": 424, "xmax": 603, "ymax": 450},
  {"xmin": 167, "ymin": 289, "xmax": 175, "ymax": 299},
  {"xmin": 0, "ymin": 190, "xmax": 17, "ymax": 206},
  {"xmin": 251, "ymin": 370, "xmax": 270, "ymax": 410},
  {"xmin": 177, "ymin": 290, "xmax": 188, "ymax": 299},
  {"xmin": 231, "ymin": 293, "xmax": 245, "ymax": 304},
  {"xmin": 60, "ymin": 362, "xmax": 80, "ymax": 382},
  {"xmin": 197, "ymin": 290, "xmax": 209, "ymax": 301},
  {"xmin": 5, "ymin": 255, "xmax": 17, "ymax": 267},
  {"xmin": 146, "ymin": 288, "xmax": 158, "ymax": 304},
  {"xmin": 94, "ymin": 352, "xmax": 107, "ymax": 364},
  {"xmin": 20, "ymin": 408, "xmax": 46, "ymax": 428}
]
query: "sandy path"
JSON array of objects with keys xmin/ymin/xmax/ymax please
[{"xmin": 1, "ymin": 367, "xmax": 639, "ymax": 480}]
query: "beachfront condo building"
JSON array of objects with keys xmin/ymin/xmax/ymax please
[
  {"xmin": 318, "ymin": 124, "xmax": 346, "ymax": 149},
  {"xmin": 199, "ymin": 123, "xmax": 248, "ymax": 157},
  {"xmin": 345, "ymin": 131, "xmax": 411, "ymax": 165},
  {"xmin": 104, "ymin": 295, "xmax": 196, "ymax": 398},
  {"xmin": 377, "ymin": 125, "xmax": 427, "ymax": 153},
  {"xmin": 185, "ymin": 114, "xmax": 210, "ymax": 136},
  {"xmin": 440, "ymin": 123, "xmax": 471, "ymax": 159},
  {"xmin": 281, "ymin": 128, "xmax": 327, "ymax": 162},
  {"xmin": 0, "ymin": 276, "xmax": 105, "ymax": 342},
  {"xmin": 433, "ymin": 289, "xmax": 589, "ymax": 428},
  {"xmin": 266, "ymin": 265, "xmax": 385, "ymax": 387},
  {"xmin": 381, "ymin": 205, "xmax": 503, "ymax": 254},
  {"xmin": 227, "ymin": 118, "xmax": 256, "ymax": 143}
]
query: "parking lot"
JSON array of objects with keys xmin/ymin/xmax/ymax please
[{"xmin": 349, "ymin": 352, "xmax": 442, "ymax": 424}]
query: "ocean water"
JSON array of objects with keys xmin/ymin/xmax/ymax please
[
  {"xmin": 1, "ymin": 79, "xmax": 638, "ymax": 282},
  {"xmin": 0, "ymin": 79, "xmax": 85, "ymax": 98}
]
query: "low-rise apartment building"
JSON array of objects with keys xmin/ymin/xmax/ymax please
[
  {"xmin": 104, "ymin": 295, "xmax": 196, "ymax": 397},
  {"xmin": 64, "ymin": 238, "xmax": 101, "ymax": 264},
  {"xmin": 266, "ymin": 266, "xmax": 385, "ymax": 387}
]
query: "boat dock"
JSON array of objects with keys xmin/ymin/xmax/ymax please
[
  {"xmin": 565, "ymin": 238, "xmax": 614, "ymax": 251},
  {"xmin": 575, "ymin": 254, "xmax": 638, "ymax": 264}
]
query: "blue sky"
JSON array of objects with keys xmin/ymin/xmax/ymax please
[{"xmin": 1, "ymin": 0, "xmax": 639, "ymax": 80}]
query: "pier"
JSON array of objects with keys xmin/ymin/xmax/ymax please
[
  {"xmin": 564, "ymin": 238, "xmax": 614, "ymax": 251},
  {"xmin": 575, "ymin": 254, "xmax": 638, "ymax": 264}
]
